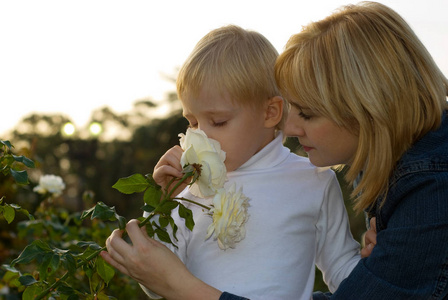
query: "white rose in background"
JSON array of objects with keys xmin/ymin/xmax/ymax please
[
  {"xmin": 179, "ymin": 128, "xmax": 227, "ymax": 197},
  {"xmin": 33, "ymin": 174, "xmax": 66, "ymax": 196},
  {"xmin": 206, "ymin": 183, "xmax": 250, "ymax": 250}
]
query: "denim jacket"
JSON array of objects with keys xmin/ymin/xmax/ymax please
[
  {"xmin": 313, "ymin": 111, "xmax": 448, "ymax": 300},
  {"xmin": 221, "ymin": 112, "xmax": 448, "ymax": 300}
]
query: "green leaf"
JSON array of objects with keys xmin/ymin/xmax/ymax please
[
  {"xmin": 153, "ymin": 222, "xmax": 176, "ymax": 247},
  {"xmin": 2, "ymin": 269, "xmax": 20, "ymax": 284},
  {"xmin": 145, "ymin": 173, "xmax": 162, "ymax": 188},
  {"xmin": 12, "ymin": 154, "xmax": 35, "ymax": 168},
  {"xmin": 1, "ymin": 140, "xmax": 13, "ymax": 150},
  {"xmin": 77, "ymin": 241, "xmax": 101, "ymax": 249},
  {"xmin": 8, "ymin": 203, "xmax": 34, "ymax": 220},
  {"xmin": 96, "ymin": 256, "xmax": 115, "ymax": 284},
  {"xmin": 96, "ymin": 292, "xmax": 111, "ymax": 300},
  {"xmin": 19, "ymin": 274, "xmax": 38, "ymax": 286},
  {"xmin": 2, "ymin": 264, "xmax": 19, "ymax": 273},
  {"xmin": 141, "ymin": 204, "xmax": 155, "ymax": 213},
  {"xmin": 38, "ymin": 253, "xmax": 51, "ymax": 280},
  {"xmin": 155, "ymin": 227, "xmax": 172, "ymax": 245},
  {"xmin": 10, "ymin": 240, "xmax": 52, "ymax": 266},
  {"xmin": 10, "ymin": 169, "xmax": 29, "ymax": 184},
  {"xmin": 92, "ymin": 202, "xmax": 116, "ymax": 220},
  {"xmin": 159, "ymin": 216, "xmax": 169, "ymax": 228},
  {"xmin": 57, "ymin": 283, "xmax": 78, "ymax": 296},
  {"xmin": 83, "ymin": 263, "xmax": 94, "ymax": 279},
  {"xmin": 80, "ymin": 205, "xmax": 95, "ymax": 220},
  {"xmin": 39, "ymin": 253, "xmax": 60, "ymax": 280},
  {"xmin": 112, "ymin": 173, "xmax": 149, "ymax": 194},
  {"xmin": 91, "ymin": 272, "xmax": 104, "ymax": 294},
  {"xmin": 22, "ymin": 284, "xmax": 43, "ymax": 300},
  {"xmin": 63, "ymin": 253, "xmax": 78, "ymax": 275},
  {"xmin": 143, "ymin": 186, "xmax": 162, "ymax": 207},
  {"xmin": 115, "ymin": 214, "xmax": 127, "ymax": 230},
  {"xmin": 156, "ymin": 200, "xmax": 179, "ymax": 214},
  {"xmin": 169, "ymin": 218, "xmax": 178, "ymax": 241},
  {"xmin": 144, "ymin": 222, "xmax": 155, "ymax": 238},
  {"xmin": 178, "ymin": 204, "xmax": 195, "ymax": 231},
  {"xmin": 1, "ymin": 203, "xmax": 15, "ymax": 224}
]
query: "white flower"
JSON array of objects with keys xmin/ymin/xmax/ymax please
[
  {"xmin": 179, "ymin": 128, "xmax": 227, "ymax": 197},
  {"xmin": 33, "ymin": 175, "xmax": 65, "ymax": 196},
  {"xmin": 206, "ymin": 183, "xmax": 250, "ymax": 250}
]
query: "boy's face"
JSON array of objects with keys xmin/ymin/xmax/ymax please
[{"xmin": 182, "ymin": 86, "xmax": 273, "ymax": 172}]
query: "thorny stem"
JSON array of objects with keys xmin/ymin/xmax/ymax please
[
  {"xmin": 166, "ymin": 172, "xmax": 192, "ymax": 200},
  {"xmin": 174, "ymin": 197, "xmax": 211, "ymax": 210}
]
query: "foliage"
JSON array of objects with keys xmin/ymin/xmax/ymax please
[
  {"xmin": 0, "ymin": 140, "xmax": 35, "ymax": 185},
  {"xmin": 0, "ymin": 140, "xmax": 142, "ymax": 299},
  {"xmin": 1, "ymin": 139, "xmax": 204, "ymax": 299}
]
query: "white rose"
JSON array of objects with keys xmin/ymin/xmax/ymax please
[
  {"xmin": 33, "ymin": 174, "xmax": 65, "ymax": 196},
  {"xmin": 179, "ymin": 128, "xmax": 227, "ymax": 197},
  {"xmin": 206, "ymin": 183, "xmax": 250, "ymax": 250}
]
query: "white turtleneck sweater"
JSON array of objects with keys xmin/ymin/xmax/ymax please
[{"xmin": 143, "ymin": 133, "xmax": 360, "ymax": 300}]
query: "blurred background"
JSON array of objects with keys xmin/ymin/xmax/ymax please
[
  {"xmin": 1, "ymin": 0, "xmax": 447, "ymax": 297},
  {"xmin": 1, "ymin": 0, "xmax": 447, "ymax": 137}
]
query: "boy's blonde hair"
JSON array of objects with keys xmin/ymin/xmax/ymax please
[
  {"xmin": 275, "ymin": 1, "xmax": 448, "ymax": 212},
  {"xmin": 177, "ymin": 24, "xmax": 287, "ymax": 128}
]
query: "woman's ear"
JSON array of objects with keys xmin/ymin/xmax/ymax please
[{"xmin": 264, "ymin": 96, "xmax": 284, "ymax": 128}]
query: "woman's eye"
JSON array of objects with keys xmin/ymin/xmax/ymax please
[{"xmin": 298, "ymin": 111, "xmax": 312, "ymax": 120}]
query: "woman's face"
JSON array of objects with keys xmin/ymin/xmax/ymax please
[{"xmin": 284, "ymin": 101, "xmax": 359, "ymax": 167}]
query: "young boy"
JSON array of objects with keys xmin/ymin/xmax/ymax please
[{"xmin": 143, "ymin": 25, "xmax": 360, "ymax": 299}]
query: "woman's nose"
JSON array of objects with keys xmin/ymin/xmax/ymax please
[{"xmin": 284, "ymin": 116, "xmax": 305, "ymax": 137}]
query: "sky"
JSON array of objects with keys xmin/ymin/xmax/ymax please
[{"xmin": 1, "ymin": 0, "xmax": 448, "ymax": 137}]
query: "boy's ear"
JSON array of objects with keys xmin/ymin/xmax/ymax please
[{"xmin": 264, "ymin": 96, "xmax": 283, "ymax": 128}]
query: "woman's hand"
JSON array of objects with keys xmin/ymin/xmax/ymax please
[
  {"xmin": 101, "ymin": 219, "xmax": 222, "ymax": 300},
  {"xmin": 361, "ymin": 217, "xmax": 377, "ymax": 258}
]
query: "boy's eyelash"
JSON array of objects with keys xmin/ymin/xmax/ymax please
[
  {"xmin": 186, "ymin": 121, "xmax": 226, "ymax": 128},
  {"xmin": 213, "ymin": 121, "xmax": 227, "ymax": 127}
]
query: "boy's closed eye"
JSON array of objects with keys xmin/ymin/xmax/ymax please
[{"xmin": 212, "ymin": 120, "xmax": 227, "ymax": 127}]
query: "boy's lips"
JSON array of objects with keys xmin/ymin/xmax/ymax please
[{"xmin": 302, "ymin": 145, "xmax": 314, "ymax": 152}]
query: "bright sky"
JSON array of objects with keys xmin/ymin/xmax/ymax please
[{"xmin": 1, "ymin": 0, "xmax": 447, "ymax": 137}]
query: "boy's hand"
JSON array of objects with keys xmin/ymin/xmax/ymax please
[
  {"xmin": 153, "ymin": 145, "xmax": 188, "ymax": 195},
  {"xmin": 361, "ymin": 217, "xmax": 377, "ymax": 258}
]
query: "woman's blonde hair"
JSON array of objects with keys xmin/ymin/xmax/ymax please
[
  {"xmin": 177, "ymin": 24, "xmax": 287, "ymax": 128},
  {"xmin": 275, "ymin": 1, "xmax": 448, "ymax": 212}
]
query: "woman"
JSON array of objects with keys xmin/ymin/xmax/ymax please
[{"xmin": 102, "ymin": 2, "xmax": 448, "ymax": 299}]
